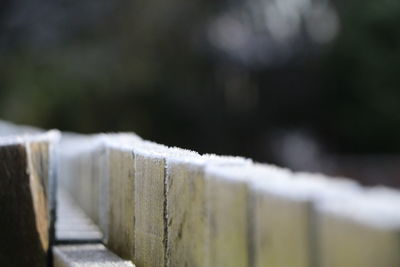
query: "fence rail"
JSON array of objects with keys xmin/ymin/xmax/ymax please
[{"xmin": 1, "ymin": 120, "xmax": 400, "ymax": 267}]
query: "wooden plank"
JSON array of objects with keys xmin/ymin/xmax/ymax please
[
  {"xmin": 92, "ymin": 140, "xmax": 109, "ymax": 242},
  {"xmin": 317, "ymin": 187, "xmax": 400, "ymax": 267},
  {"xmin": 26, "ymin": 132, "xmax": 60, "ymax": 258},
  {"xmin": 58, "ymin": 135, "xmax": 105, "ymax": 233},
  {"xmin": 205, "ymin": 164, "xmax": 359, "ymax": 267},
  {"xmin": 251, "ymin": 166, "xmax": 308, "ymax": 267},
  {"xmin": 251, "ymin": 168, "xmax": 359, "ymax": 267},
  {"xmin": 204, "ymin": 164, "xmax": 255, "ymax": 267},
  {"xmin": 0, "ymin": 132, "xmax": 59, "ymax": 266},
  {"xmin": 134, "ymin": 144, "xmax": 199, "ymax": 267},
  {"xmin": 53, "ymin": 244, "xmax": 135, "ymax": 267},
  {"xmin": 166, "ymin": 157, "xmax": 207, "ymax": 267},
  {"xmin": 56, "ymin": 190, "xmax": 102, "ymax": 243},
  {"xmin": 166, "ymin": 155, "xmax": 250, "ymax": 267},
  {"xmin": 58, "ymin": 133, "xmax": 143, "ymax": 255},
  {"xmin": 58, "ymin": 134, "xmax": 94, "ymax": 223},
  {"xmin": 133, "ymin": 144, "xmax": 169, "ymax": 267},
  {"xmin": 105, "ymin": 134, "xmax": 141, "ymax": 261}
]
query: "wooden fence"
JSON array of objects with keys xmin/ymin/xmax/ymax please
[{"xmin": 1, "ymin": 120, "xmax": 400, "ymax": 267}]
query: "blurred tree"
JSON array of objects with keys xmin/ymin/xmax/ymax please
[
  {"xmin": 321, "ymin": 0, "xmax": 400, "ymax": 153},
  {"xmin": 0, "ymin": 0, "xmax": 399, "ymax": 164}
]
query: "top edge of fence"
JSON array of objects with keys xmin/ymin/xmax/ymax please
[
  {"xmin": 102, "ymin": 133, "xmax": 143, "ymax": 149},
  {"xmin": 0, "ymin": 130, "xmax": 61, "ymax": 146},
  {"xmin": 164, "ymin": 154, "xmax": 252, "ymax": 174},
  {"xmin": 58, "ymin": 134, "xmax": 103, "ymax": 155},
  {"xmin": 205, "ymin": 162, "xmax": 292, "ymax": 185},
  {"xmin": 58, "ymin": 132, "xmax": 138, "ymax": 155},
  {"xmin": 105, "ymin": 135, "xmax": 201, "ymax": 160},
  {"xmin": 201, "ymin": 153, "xmax": 252, "ymax": 164},
  {"xmin": 59, "ymin": 132, "xmax": 201, "ymax": 161},
  {"xmin": 295, "ymin": 171, "xmax": 359, "ymax": 187},
  {"xmin": 206, "ymin": 162, "xmax": 400, "ymax": 229},
  {"xmin": 260, "ymin": 174, "xmax": 361, "ymax": 203},
  {"xmin": 135, "ymin": 142, "xmax": 201, "ymax": 160},
  {"xmin": 318, "ymin": 187, "xmax": 400, "ymax": 230},
  {"xmin": 205, "ymin": 163, "xmax": 364, "ymax": 203}
]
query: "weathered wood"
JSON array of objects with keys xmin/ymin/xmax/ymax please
[
  {"xmin": 107, "ymin": 148, "xmax": 135, "ymax": 260},
  {"xmin": 134, "ymin": 144, "xmax": 199, "ymax": 267},
  {"xmin": 56, "ymin": 190, "xmax": 102, "ymax": 243},
  {"xmin": 204, "ymin": 164, "xmax": 254, "ymax": 267},
  {"xmin": 92, "ymin": 140, "xmax": 109, "ymax": 242},
  {"xmin": 204, "ymin": 164, "xmax": 358, "ymax": 267},
  {"xmin": 105, "ymin": 134, "xmax": 141, "ymax": 261},
  {"xmin": 58, "ymin": 134, "xmax": 94, "ymax": 222},
  {"xmin": 133, "ymin": 144, "xmax": 169, "ymax": 267},
  {"xmin": 53, "ymin": 244, "xmax": 135, "ymax": 267},
  {"xmin": 6, "ymin": 121, "xmax": 400, "ymax": 267},
  {"xmin": 0, "ymin": 132, "xmax": 59, "ymax": 267},
  {"xmin": 0, "ymin": 142, "xmax": 46, "ymax": 266},
  {"xmin": 166, "ymin": 155, "xmax": 250, "ymax": 267},
  {"xmin": 135, "ymin": 156, "xmax": 165, "ymax": 266},
  {"xmin": 166, "ymin": 158, "xmax": 207, "ymax": 267},
  {"xmin": 57, "ymin": 135, "xmax": 105, "ymax": 233},
  {"xmin": 80, "ymin": 144, "xmax": 100, "ymax": 227},
  {"xmin": 251, "ymin": 166, "xmax": 307, "ymax": 267},
  {"xmin": 251, "ymin": 169, "xmax": 359, "ymax": 267},
  {"xmin": 317, "ymin": 187, "xmax": 400, "ymax": 267}
]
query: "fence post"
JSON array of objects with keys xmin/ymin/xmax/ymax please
[{"xmin": 0, "ymin": 131, "xmax": 59, "ymax": 266}]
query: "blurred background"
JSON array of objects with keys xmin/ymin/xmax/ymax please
[{"xmin": 0, "ymin": 0, "xmax": 399, "ymax": 187}]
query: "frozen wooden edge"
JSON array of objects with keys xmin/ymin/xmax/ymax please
[
  {"xmin": 205, "ymin": 163, "xmax": 292, "ymax": 186},
  {"xmin": 58, "ymin": 133, "xmax": 105, "ymax": 157},
  {"xmin": 317, "ymin": 186, "xmax": 400, "ymax": 230},
  {"xmin": 0, "ymin": 129, "xmax": 60, "ymax": 146},
  {"xmin": 252, "ymin": 169, "xmax": 361, "ymax": 203},
  {"xmin": 53, "ymin": 244, "xmax": 135, "ymax": 267},
  {"xmin": 102, "ymin": 133, "xmax": 143, "ymax": 152}
]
